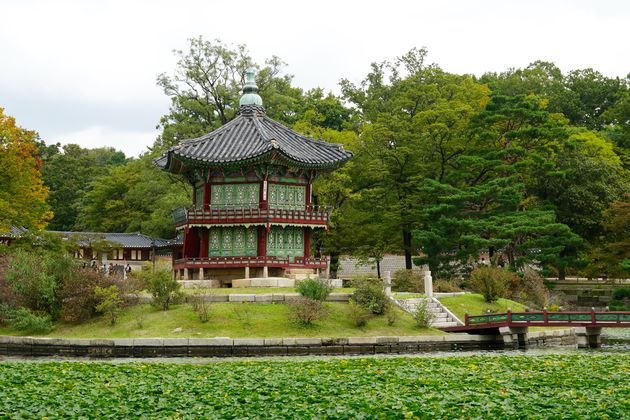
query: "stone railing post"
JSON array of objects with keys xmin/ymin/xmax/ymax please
[
  {"xmin": 424, "ymin": 270, "xmax": 433, "ymax": 298},
  {"xmin": 384, "ymin": 271, "xmax": 392, "ymax": 296}
]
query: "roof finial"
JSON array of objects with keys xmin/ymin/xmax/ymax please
[{"xmin": 239, "ymin": 67, "xmax": 263, "ymax": 107}]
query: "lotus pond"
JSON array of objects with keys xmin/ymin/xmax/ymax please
[{"xmin": 1, "ymin": 353, "xmax": 628, "ymax": 418}]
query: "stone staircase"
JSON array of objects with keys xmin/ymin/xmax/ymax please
[{"xmin": 394, "ymin": 297, "xmax": 461, "ymax": 328}]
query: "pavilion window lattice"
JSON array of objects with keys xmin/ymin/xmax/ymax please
[
  {"xmin": 195, "ymin": 184, "xmax": 204, "ymax": 209},
  {"xmin": 267, "ymin": 227, "xmax": 304, "ymax": 260},
  {"xmin": 268, "ymin": 184, "xmax": 305, "ymax": 209},
  {"xmin": 208, "ymin": 227, "xmax": 257, "ymax": 257},
  {"xmin": 211, "ymin": 184, "xmax": 259, "ymax": 208}
]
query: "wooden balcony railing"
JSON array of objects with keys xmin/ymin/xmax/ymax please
[
  {"xmin": 173, "ymin": 255, "xmax": 328, "ymax": 269},
  {"xmin": 172, "ymin": 205, "xmax": 332, "ymax": 228}
]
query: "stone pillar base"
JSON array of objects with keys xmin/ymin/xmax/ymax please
[
  {"xmin": 575, "ymin": 327, "xmax": 602, "ymax": 348},
  {"xmin": 499, "ymin": 326, "xmax": 529, "ymax": 348}
]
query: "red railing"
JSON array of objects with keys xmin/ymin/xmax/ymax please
[
  {"xmin": 173, "ymin": 205, "xmax": 331, "ymax": 228},
  {"xmin": 446, "ymin": 309, "xmax": 630, "ymax": 332},
  {"xmin": 173, "ymin": 255, "xmax": 328, "ymax": 269}
]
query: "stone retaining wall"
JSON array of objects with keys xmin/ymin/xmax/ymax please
[
  {"xmin": 0, "ymin": 329, "xmax": 576, "ymax": 358},
  {"xmin": 525, "ymin": 329, "xmax": 577, "ymax": 347},
  {"xmin": 135, "ymin": 293, "xmax": 354, "ymax": 305}
]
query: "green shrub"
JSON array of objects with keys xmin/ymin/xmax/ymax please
[
  {"xmin": 4, "ymin": 249, "xmax": 65, "ymax": 318},
  {"xmin": 352, "ymin": 277, "xmax": 390, "ymax": 315},
  {"xmin": 232, "ymin": 302, "xmax": 253, "ymax": 326},
  {"xmin": 59, "ymin": 268, "xmax": 113, "ymax": 323},
  {"xmin": 392, "ymin": 270, "xmax": 424, "ymax": 293},
  {"xmin": 134, "ymin": 269, "xmax": 181, "ymax": 310},
  {"xmin": 4, "ymin": 307, "xmax": 53, "ymax": 334},
  {"xmin": 94, "ymin": 285, "xmax": 123, "ymax": 325},
  {"xmin": 296, "ymin": 278, "xmax": 333, "ymax": 302},
  {"xmin": 609, "ymin": 287, "xmax": 629, "ymax": 311},
  {"xmin": 348, "ymin": 298, "xmax": 370, "ymax": 327},
  {"xmin": 434, "ymin": 279, "xmax": 462, "ymax": 293},
  {"xmin": 190, "ymin": 291, "xmax": 210, "ymax": 323},
  {"xmin": 385, "ymin": 306, "xmax": 398, "ymax": 326},
  {"xmin": 469, "ymin": 266, "xmax": 518, "ymax": 303},
  {"xmin": 521, "ymin": 268, "xmax": 550, "ymax": 309},
  {"xmin": 612, "ymin": 288, "xmax": 630, "ymax": 301},
  {"xmin": 608, "ymin": 300, "xmax": 629, "ymax": 311},
  {"xmin": 412, "ymin": 299, "xmax": 434, "ymax": 328},
  {"xmin": 288, "ymin": 297, "xmax": 325, "ymax": 325}
]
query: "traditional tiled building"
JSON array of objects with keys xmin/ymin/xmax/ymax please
[
  {"xmin": 156, "ymin": 69, "xmax": 352, "ymax": 285},
  {"xmin": 0, "ymin": 226, "xmax": 26, "ymax": 246},
  {"xmin": 53, "ymin": 231, "xmax": 172, "ymax": 269}
]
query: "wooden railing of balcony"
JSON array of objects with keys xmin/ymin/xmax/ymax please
[
  {"xmin": 172, "ymin": 205, "xmax": 332, "ymax": 227},
  {"xmin": 173, "ymin": 255, "xmax": 328, "ymax": 269}
]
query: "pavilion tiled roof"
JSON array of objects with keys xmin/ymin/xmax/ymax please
[
  {"xmin": 51, "ymin": 231, "xmax": 172, "ymax": 249},
  {"xmin": 0, "ymin": 226, "xmax": 27, "ymax": 238},
  {"xmin": 156, "ymin": 105, "xmax": 353, "ymax": 172}
]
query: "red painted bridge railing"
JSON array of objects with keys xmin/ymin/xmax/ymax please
[
  {"xmin": 441, "ymin": 309, "xmax": 630, "ymax": 332},
  {"xmin": 467, "ymin": 309, "xmax": 630, "ymax": 325}
]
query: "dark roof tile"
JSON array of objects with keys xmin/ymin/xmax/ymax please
[{"xmin": 156, "ymin": 105, "xmax": 352, "ymax": 171}]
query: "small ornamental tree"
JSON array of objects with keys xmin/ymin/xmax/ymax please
[
  {"xmin": 135, "ymin": 269, "xmax": 181, "ymax": 310},
  {"xmin": 469, "ymin": 266, "xmax": 519, "ymax": 302},
  {"xmin": 296, "ymin": 278, "xmax": 333, "ymax": 302},
  {"xmin": 288, "ymin": 297, "xmax": 325, "ymax": 325},
  {"xmin": 352, "ymin": 277, "xmax": 390, "ymax": 315},
  {"xmin": 94, "ymin": 285, "xmax": 123, "ymax": 325}
]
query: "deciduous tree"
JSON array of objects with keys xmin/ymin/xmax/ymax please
[{"xmin": 0, "ymin": 108, "xmax": 52, "ymax": 231}]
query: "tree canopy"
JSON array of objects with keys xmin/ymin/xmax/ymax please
[
  {"xmin": 13, "ymin": 38, "xmax": 629, "ymax": 279},
  {"xmin": 0, "ymin": 108, "xmax": 52, "ymax": 231}
]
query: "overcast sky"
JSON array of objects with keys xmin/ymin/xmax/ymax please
[{"xmin": 1, "ymin": 0, "xmax": 629, "ymax": 157}]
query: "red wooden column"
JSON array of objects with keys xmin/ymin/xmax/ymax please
[
  {"xmin": 184, "ymin": 228, "xmax": 200, "ymax": 258},
  {"xmin": 203, "ymin": 182, "xmax": 211, "ymax": 210},
  {"xmin": 305, "ymin": 183, "xmax": 312, "ymax": 206},
  {"xmin": 304, "ymin": 228, "xmax": 311, "ymax": 258},
  {"xmin": 257, "ymin": 226, "xmax": 267, "ymax": 257},
  {"xmin": 304, "ymin": 182, "xmax": 312, "ymax": 260},
  {"xmin": 182, "ymin": 227, "xmax": 189, "ymax": 258},
  {"xmin": 200, "ymin": 228, "xmax": 209, "ymax": 258},
  {"xmin": 260, "ymin": 179, "xmax": 268, "ymax": 210}
]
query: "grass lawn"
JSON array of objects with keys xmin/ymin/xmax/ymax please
[
  {"xmin": 178, "ymin": 287, "xmax": 354, "ymax": 295},
  {"xmin": 439, "ymin": 293, "xmax": 525, "ymax": 321},
  {"xmin": 1, "ymin": 355, "xmax": 627, "ymax": 418},
  {"xmin": 0, "ymin": 302, "xmax": 441, "ymax": 339}
]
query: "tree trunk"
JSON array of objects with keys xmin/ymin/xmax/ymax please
[
  {"xmin": 329, "ymin": 252, "xmax": 340, "ymax": 279},
  {"xmin": 403, "ymin": 227, "xmax": 412, "ymax": 270},
  {"xmin": 558, "ymin": 265, "xmax": 566, "ymax": 281},
  {"xmin": 376, "ymin": 259, "xmax": 381, "ymax": 279}
]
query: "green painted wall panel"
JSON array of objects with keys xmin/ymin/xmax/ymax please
[
  {"xmin": 267, "ymin": 226, "xmax": 304, "ymax": 259},
  {"xmin": 211, "ymin": 183, "xmax": 259, "ymax": 208},
  {"xmin": 268, "ymin": 184, "xmax": 306, "ymax": 209},
  {"xmin": 208, "ymin": 227, "xmax": 257, "ymax": 257},
  {"xmin": 195, "ymin": 185, "xmax": 204, "ymax": 209}
]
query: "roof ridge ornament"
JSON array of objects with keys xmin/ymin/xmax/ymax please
[{"xmin": 239, "ymin": 67, "xmax": 264, "ymax": 108}]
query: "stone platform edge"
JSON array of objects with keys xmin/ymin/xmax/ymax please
[{"xmin": 0, "ymin": 329, "xmax": 576, "ymax": 358}]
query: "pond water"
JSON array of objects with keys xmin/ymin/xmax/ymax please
[{"xmin": 1, "ymin": 329, "xmax": 627, "ymax": 364}]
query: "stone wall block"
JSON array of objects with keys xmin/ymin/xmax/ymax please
[{"xmin": 233, "ymin": 338, "xmax": 265, "ymax": 346}]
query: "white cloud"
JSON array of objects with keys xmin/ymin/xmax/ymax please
[
  {"xmin": 1, "ymin": 0, "xmax": 629, "ymax": 155},
  {"xmin": 50, "ymin": 126, "xmax": 157, "ymax": 158}
]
